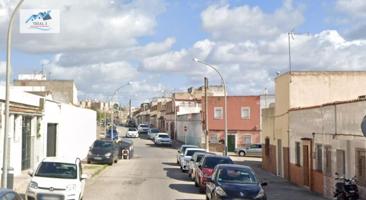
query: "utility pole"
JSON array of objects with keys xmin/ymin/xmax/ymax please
[
  {"xmin": 204, "ymin": 77, "xmax": 209, "ymax": 151},
  {"xmin": 129, "ymin": 99, "xmax": 131, "ymax": 120}
]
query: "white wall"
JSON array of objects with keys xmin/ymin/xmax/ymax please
[
  {"xmin": 177, "ymin": 113, "xmax": 203, "ymax": 146},
  {"xmin": 44, "ymin": 101, "xmax": 96, "ymax": 160}
]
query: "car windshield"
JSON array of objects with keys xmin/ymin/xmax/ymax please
[
  {"xmin": 150, "ymin": 129, "xmax": 160, "ymax": 133},
  {"xmin": 196, "ymin": 154, "xmax": 205, "ymax": 162},
  {"xmin": 128, "ymin": 128, "xmax": 137, "ymax": 131},
  {"xmin": 35, "ymin": 162, "xmax": 77, "ymax": 179},
  {"xmin": 158, "ymin": 135, "xmax": 169, "ymax": 138},
  {"xmin": 94, "ymin": 140, "xmax": 113, "ymax": 148},
  {"xmin": 186, "ymin": 150, "xmax": 204, "ymax": 156},
  {"xmin": 217, "ymin": 168, "xmax": 257, "ymax": 184},
  {"xmin": 203, "ymin": 157, "xmax": 233, "ymax": 168}
]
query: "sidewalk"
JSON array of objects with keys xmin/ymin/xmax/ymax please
[{"xmin": 13, "ymin": 163, "xmax": 108, "ymax": 195}]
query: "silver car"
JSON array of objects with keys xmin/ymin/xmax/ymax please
[
  {"xmin": 176, "ymin": 145, "xmax": 198, "ymax": 164},
  {"xmin": 235, "ymin": 144, "xmax": 262, "ymax": 157}
]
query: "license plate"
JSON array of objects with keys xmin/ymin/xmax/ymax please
[
  {"xmin": 94, "ymin": 157, "xmax": 102, "ymax": 160},
  {"xmin": 349, "ymin": 190, "xmax": 355, "ymax": 193}
]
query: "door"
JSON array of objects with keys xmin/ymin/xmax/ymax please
[
  {"xmin": 277, "ymin": 139, "xmax": 283, "ymax": 176},
  {"xmin": 21, "ymin": 116, "xmax": 32, "ymax": 170},
  {"xmin": 47, "ymin": 123, "xmax": 57, "ymax": 157},
  {"xmin": 228, "ymin": 135, "xmax": 236, "ymax": 152},
  {"xmin": 303, "ymin": 145, "xmax": 310, "ymax": 187}
]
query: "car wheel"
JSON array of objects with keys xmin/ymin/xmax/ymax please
[
  {"xmin": 239, "ymin": 151, "xmax": 246, "ymax": 157},
  {"xmin": 114, "ymin": 158, "xmax": 118, "ymax": 163}
]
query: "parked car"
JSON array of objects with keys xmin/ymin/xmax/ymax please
[
  {"xmin": 117, "ymin": 138, "xmax": 134, "ymax": 159},
  {"xmin": 137, "ymin": 124, "xmax": 150, "ymax": 134},
  {"xmin": 235, "ymin": 144, "xmax": 262, "ymax": 157},
  {"xmin": 106, "ymin": 128, "xmax": 119, "ymax": 141},
  {"xmin": 176, "ymin": 145, "xmax": 198, "ymax": 165},
  {"xmin": 188, "ymin": 152, "xmax": 214, "ymax": 180},
  {"xmin": 195, "ymin": 155, "xmax": 234, "ymax": 193},
  {"xmin": 154, "ymin": 133, "xmax": 172, "ymax": 146},
  {"xmin": 180, "ymin": 148, "xmax": 206, "ymax": 172},
  {"xmin": 126, "ymin": 127, "xmax": 139, "ymax": 138},
  {"xmin": 206, "ymin": 164, "xmax": 267, "ymax": 200},
  {"xmin": 0, "ymin": 188, "xmax": 22, "ymax": 200},
  {"xmin": 148, "ymin": 128, "xmax": 160, "ymax": 140},
  {"xmin": 26, "ymin": 157, "xmax": 87, "ymax": 200},
  {"xmin": 87, "ymin": 139, "xmax": 119, "ymax": 165}
]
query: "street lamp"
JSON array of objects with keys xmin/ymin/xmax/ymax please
[
  {"xmin": 2, "ymin": 0, "xmax": 24, "ymax": 188},
  {"xmin": 105, "ymin": 82, "xmax": 132, "ymax": 135},
  {"xmin": 193, "ymin": 58, "xmax": 228, "ymax": 156}
]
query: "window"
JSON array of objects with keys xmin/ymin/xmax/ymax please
[
  {"xmin": 210, "ymin": 133, "xmax": 218, "ymax": 144},
  {"xmin": 325, "ymin": 146, "xmax": 332, "ymax": 176},
  {"xmin": 241, "ymin": 107, "xmax": 250, "ymax": 119},
  {"xmin": 214, "ymin": 107, "xmax": 223, "ymax": 119},
  {"xmin": 316, "ymin": 144, "xmax": 323, "ymax": 172},
  {"xmin": 265, "ymin": 138, "xmax": 270, "ymax": 156},
  {"xmin": 336, "ymin": 150, "xmax": 346, "ymax": 176},
  {"xmin": 243, "ymin": 135, "xmax": 252, "ymax": 146},
  {"xmin": 295, "ymin": 142, "xmax": 300, "ymax": 165},
  {"xmin": 356, "ymin": 149, "xmax": 366, "ymax": 186}
]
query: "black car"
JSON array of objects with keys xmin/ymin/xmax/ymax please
[
  {"xmin": 117, "ymin": 138, "xmax": 134, "ymax": 159},
  {"xmin": 87, "ymin": 139, "xmax": 119, "ymax": 165},
  {"xmin": 206, "ymin": 164, "xmax": 267, "ymax": 200},
  {"xmin": 0, "ymin": 188, "xmax": 22, "ymax": 200}
]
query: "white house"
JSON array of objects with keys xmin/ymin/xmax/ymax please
[{"xmin": 0, "ymin": 86, "xmax": 96, "ymax": 177}]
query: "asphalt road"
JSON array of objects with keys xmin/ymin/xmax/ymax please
[{"xmin": 83, "ymin": 134, "xmax": 204, "ymax": 200}]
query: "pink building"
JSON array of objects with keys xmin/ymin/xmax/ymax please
[{"xmin": 202, "ymin": 96, "xmax": 260, "ymax": 152}]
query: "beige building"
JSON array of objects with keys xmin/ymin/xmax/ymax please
[{"xmin": 263, "ymin": 71, "xmax": 366, "ymax": 180}]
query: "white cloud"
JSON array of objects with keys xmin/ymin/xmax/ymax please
[
  {"xmin": 336, "ymin": 0, "xmax": 366, "ymax": 18},
  {"xmin": 0, "ymin": 0, "xmax": 165, "ymax": 53},
  {"xmin": 0, "ymin": 61, "xmax": 5, "ymax": 76},
  {"xmin": 201, "ymin": 1, "xmax": 304, "ymax": 41}
]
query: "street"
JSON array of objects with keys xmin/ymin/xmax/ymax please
[
  {"xmin": 83, "ymin": 134, "xmax": 328, "ymax": 200},
  {"xmin": 83, "ymin": 137, "xmax": 204, "ymax": 200}
]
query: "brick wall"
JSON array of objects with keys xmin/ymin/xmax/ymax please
[
  {"xmin": 290, "ymin": 163, "xmax": 303, "ymax": 186},
  {"xmin": 311, "ymin": 170, "xmax": 324, "ymax": 194}
]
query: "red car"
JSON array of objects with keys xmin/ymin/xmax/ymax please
[{"xmin": 195, "ymin": 155, "xmax": 233, "ymax": 193}]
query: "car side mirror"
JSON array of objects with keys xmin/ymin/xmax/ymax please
[
  {"xmin": 261, "ymin": 182, "xmax": 268, "ymax": 187},
  {"xmin": 28, "ymin": 169, "xmax": 34, "ymax": 177},
  {"xmin": 81, "ymin": 174, "xmax": 88, "ymax": 180}
]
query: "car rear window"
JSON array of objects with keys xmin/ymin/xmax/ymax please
[
  {"xmin": 196, "ymin": 154, "xmax": 205, "ymax": 162},
  {"xmin": 158, "ymin": 135, "xmax": 169, "ymax": 138},
  {"xmin": 186, "ymin": 150, "xmax": 204, "ymax": 156},
  {"xmin": 150, "ymin": 129, "xmax": 160, "ymax": 133},
  {"xmin": 203, "ymin": 157, "xmax": 233, "ymax": 168},
  {"xmin": 128, "ymin": 128, "xmax": 137, "ymax": 131}
]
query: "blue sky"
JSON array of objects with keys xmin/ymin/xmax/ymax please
[{"xmin": 1, "ymin": 0, "xmax": 366, "ymax": 106}]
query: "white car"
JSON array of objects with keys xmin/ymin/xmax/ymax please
[
  {"xmin": 180, "ymin": 148, "xmax": 206, "ymax": 172},
  {"xmin": 26, "ymin": 157, "xmax": 87, "ymax": 200},
  {"xmin": 126, "ymin": 127, "xmax": 139, "ymax": 138},
  {"xmin": 154, "ymin": 133, "xmax": 172, "ymax": 146},
  {"xmin": 176, "ymin": 145, "xmax": 198, "ymax": 164},
  {"xmin": 148, "ymin": 128, "xmax": 160, "ymax": 140},
  {"xmin": 138, "ymin": 124, "xmax": 150, "ymax": 133}
]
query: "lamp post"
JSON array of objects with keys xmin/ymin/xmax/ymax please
[
  {"xmin": 107, "ymin": 82, "xmax": 132, "ymax": 136},
  {"xmin": 2, "ymin": 0, "xmax": 24, "ymax": 188},
  {"xmin": 193, "ymin": 58, "xmax": 228, "ymax": 156}
]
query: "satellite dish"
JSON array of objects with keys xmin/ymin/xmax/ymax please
[{"xmin": 361, "ymin": 116, "xmax": 366, "ymax": 137}]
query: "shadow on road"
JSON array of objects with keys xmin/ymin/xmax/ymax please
[
  {"xmin": 169, "ymin": 183, "xmax": 199, "ymax": 195},
  {"xmin": 162, "ymin": 162, "xmax": 178, "ymax": 166},
  {"xmin": 163, "ymin": 167, "xmax": 191, "ymax": 182},
  {"xmin": 145, "ymin": 143, "xmax": 175, "ymax": 149}
]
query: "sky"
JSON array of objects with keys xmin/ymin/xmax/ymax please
[{"xmin": 1, "ymin": 0, "xmax": 366, "ymax": 106}]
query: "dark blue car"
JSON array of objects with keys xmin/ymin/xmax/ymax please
[{"xmin": 205, "ymin": 164, "xmax": 267, "ymax": 200}]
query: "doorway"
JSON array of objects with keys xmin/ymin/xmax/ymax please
[
  {"xmin": 47, "ymin": 123, "xmax": 57, "ymax": 157},
  {"xmin": 21, "ymin": 116, "xmax": 32, "ymax": 170},
  {"xmin": 228, "ymin": 135, "xmax": 236, "ymax": 152},
  {"xmin": 303, "ymin": 145, "xmax": 310, "ymax": 186},
  {"xmin": 277, "ymin": 139, "xmax": 283, "ymax": 176}
]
